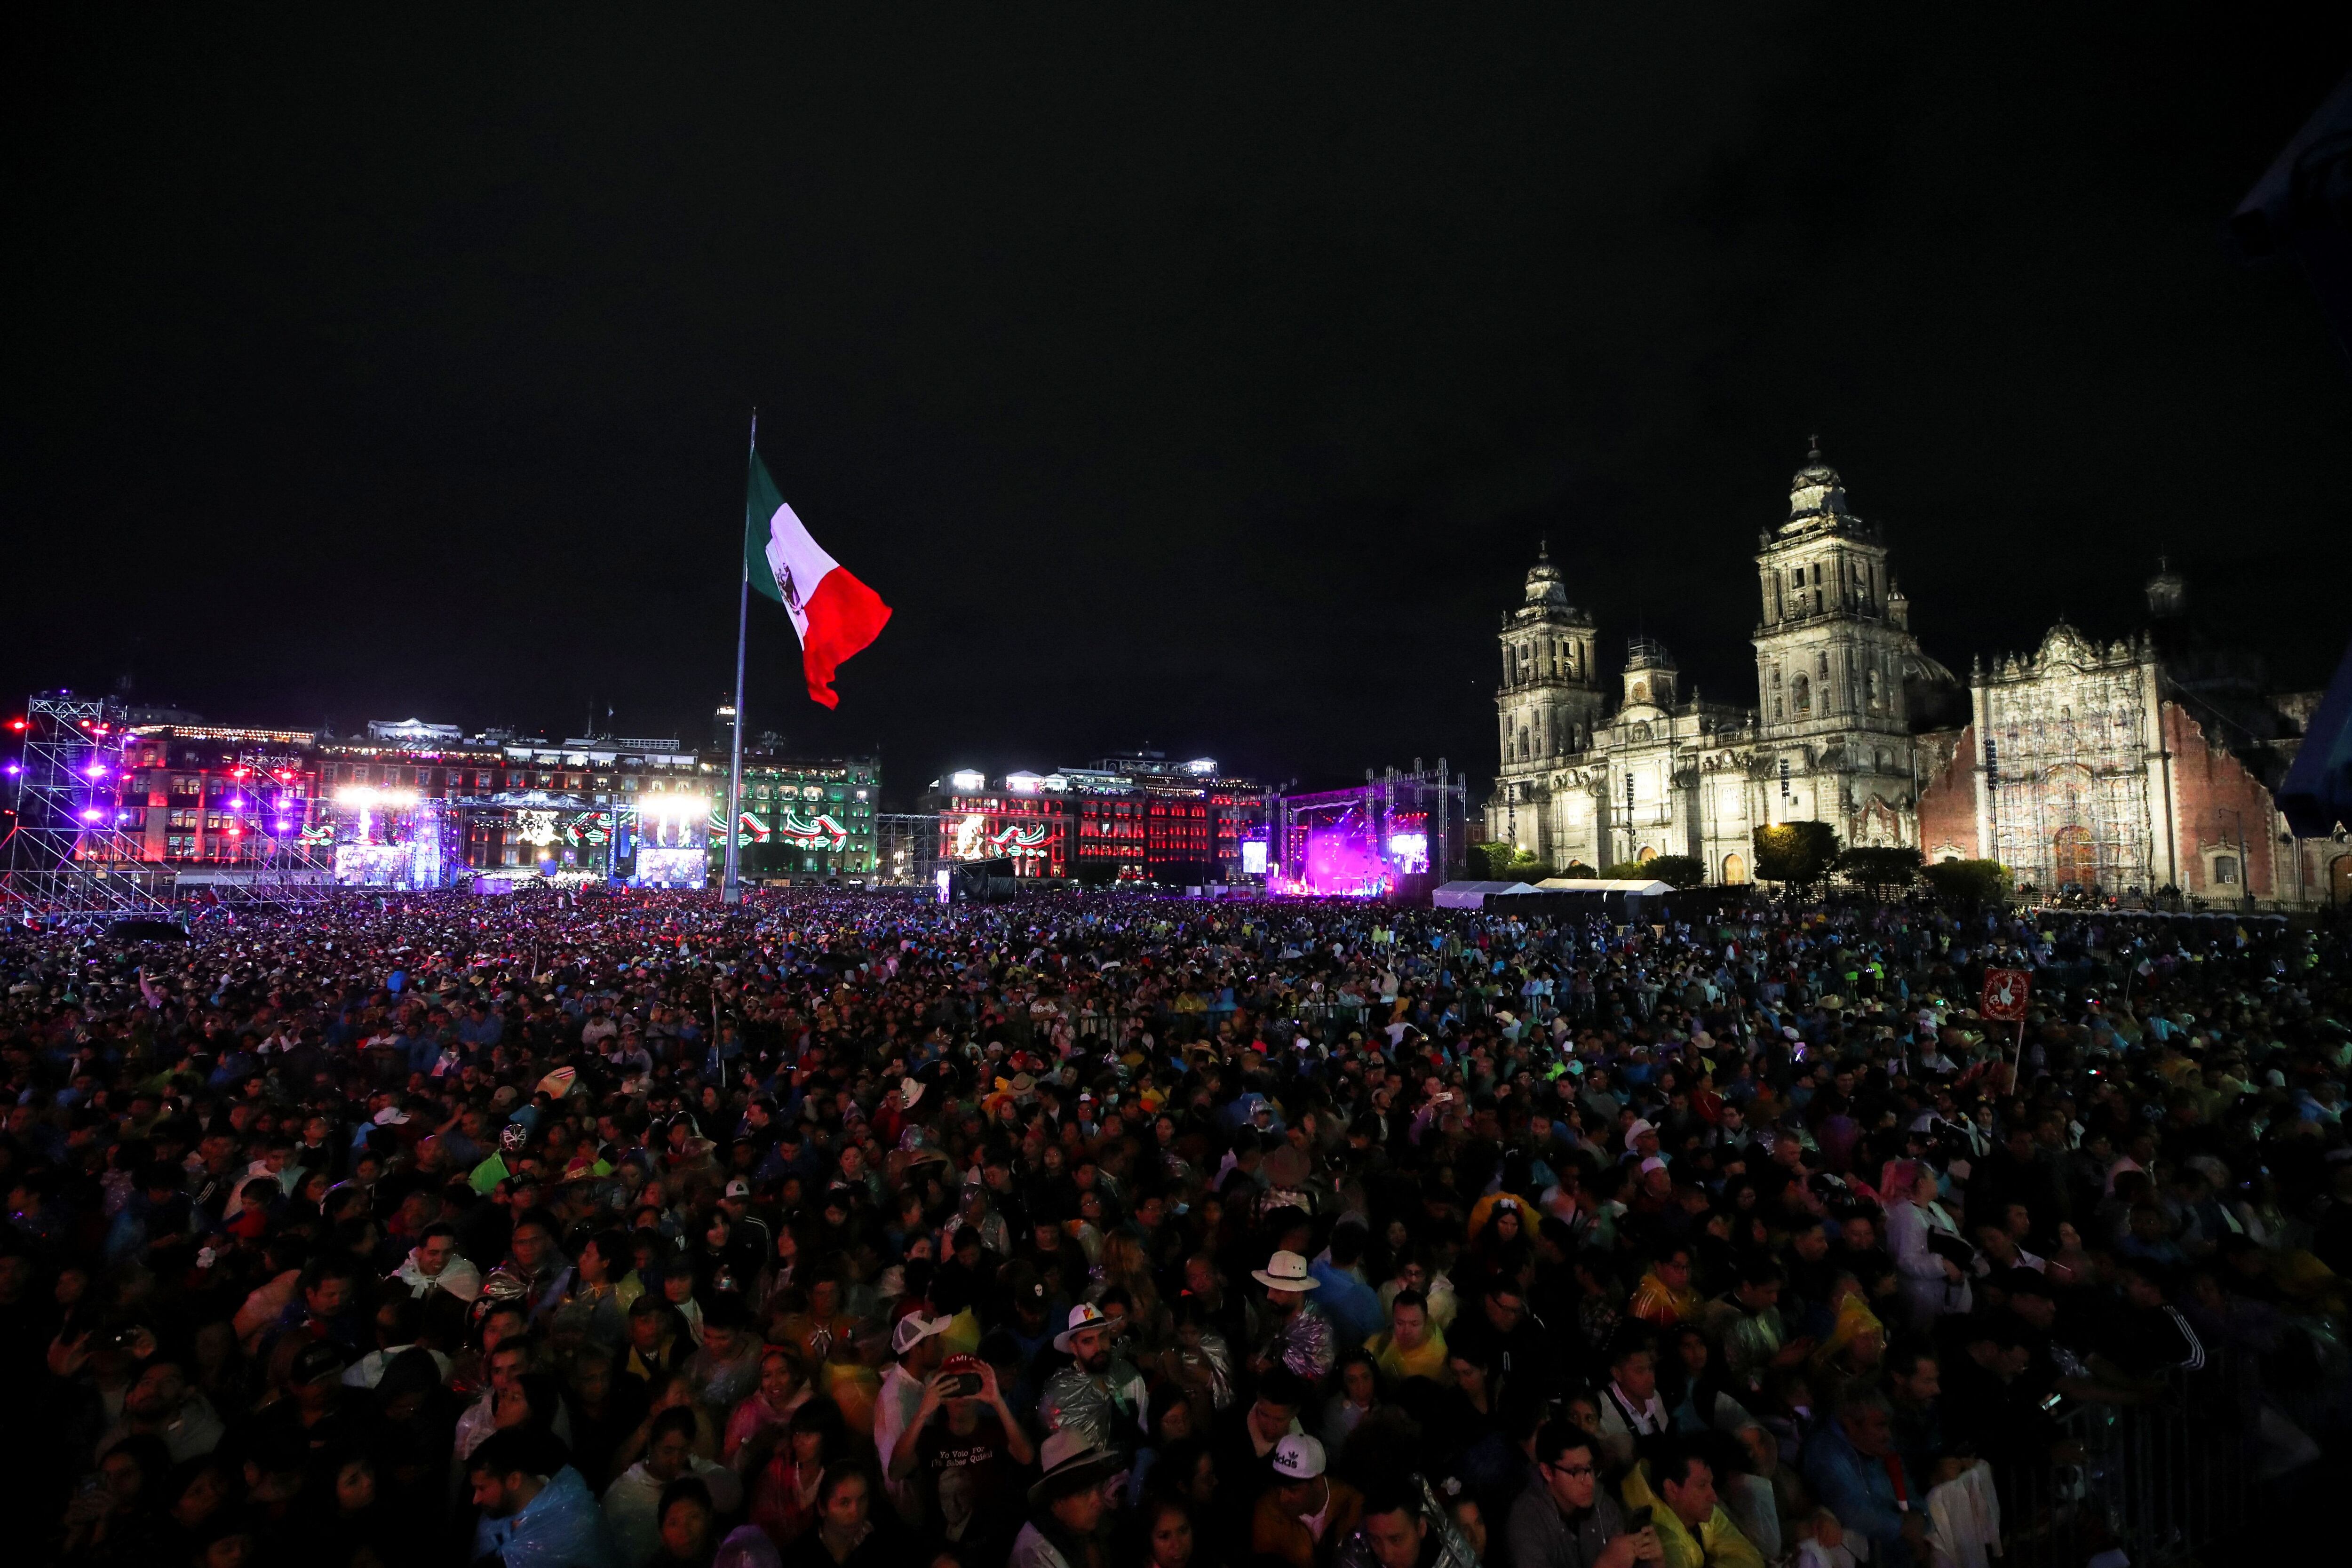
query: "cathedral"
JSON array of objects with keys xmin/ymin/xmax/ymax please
[{"xmin": 1484, "ymin": 448, "xmax": 2350, "ymax": 908}]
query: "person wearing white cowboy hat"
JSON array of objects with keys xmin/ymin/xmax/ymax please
[
  {"xmin": 1012, "ymin": 1427, "xmax": 1124, "ymax": 1568},
  {"xmin": 1040, "ymin": 1304, "xmax": 1148, "ymax": 1455},
  {"xmin": 1250, "ymin": 1250, "xmax": 1335, "ymax": 1383},
  {"xmin": 1620, "ymin": 1119, "xmax": 1661, "ymax": 1163}
]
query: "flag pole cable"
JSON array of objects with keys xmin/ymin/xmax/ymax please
[{"xmin": 724, "ymin": 409, "xmax": 755, "ymax": 906}]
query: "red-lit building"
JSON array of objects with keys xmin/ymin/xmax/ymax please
[
  {"xmin": 927, "ymin": 784, "xmax": 1070, "ymax": 878},
  {"xmin": 1072, "ymin": 794, "xmax": 1147, "ymax": 879},
  {"xmin": 925, "ymin": 756, "xmax": 1269, "ymax": 884},
  {"xmin": 112, "ymin": 726, "xmax": 330, "ymax": 866}
]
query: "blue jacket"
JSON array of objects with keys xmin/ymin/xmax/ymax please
[
  {"xmin": 1802, "ymin": 1421, "xmax": 1916, "ymax": 1568},
  {"xmin": 473, "ymin": 1465, "xmax": 618, "ymax": 1568},
  {"xmin": 1309, "ymin": 1261, "xmax": 1387, "ymax": 1348}
]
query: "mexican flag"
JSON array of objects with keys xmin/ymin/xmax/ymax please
[{"xmin": 745, "ymin": 450, "xmax": 892, "ymax": 708}]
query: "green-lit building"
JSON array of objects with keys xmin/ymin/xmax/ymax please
[{"xmin": 717, "ymin": 752, "xmax": 881, "ymax": 882}]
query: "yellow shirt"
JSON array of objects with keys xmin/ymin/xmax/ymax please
[
  {"xmin": 1367, "ymin": 1325, "xmax": 1452, "ymax": 1385},
  {"xmin": 1621, "ymin": 1461, "xmax": 1765, "ymax": 1568}
]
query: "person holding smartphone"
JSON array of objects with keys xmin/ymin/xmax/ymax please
[
  {"xmin": 1509, "ymin": 1422, "xmax": 1663, "ymax": 1568},
  {"xmin": 890, "ymin": 1350, "xmax": 1036, "ymax": 1557}
]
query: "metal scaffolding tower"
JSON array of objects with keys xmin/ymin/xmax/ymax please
[
  {"xmin": 0, "ymin": 694, "xmax": 174, "ymax": 923},
  {"xmin": 875, "ymin": 812, "xmax": 938, "ymax": 887}
]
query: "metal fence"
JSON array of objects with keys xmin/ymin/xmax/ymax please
[{"xmin": 1998, "ymin": 1350, "xmax": 2254, "ymax": 1568}]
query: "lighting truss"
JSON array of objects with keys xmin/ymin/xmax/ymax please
[
  {"xmin": 875, "ymin": 812, "xmax": 939, "ymax": 886},
  {"xmin": 0, "ymin": 694, "xmax": 174, "ymax": 922}
]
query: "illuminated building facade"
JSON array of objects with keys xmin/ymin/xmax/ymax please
[
  {"xmin": 924, "ymin": 756, "xmax": 1269, "ymax": 883},
  {"xmin": 112, "ymin": 726, "xmax": 329, "ymax": 866},
  {"xmin": 728, "ymin": 754, "xmax": 882, "ymax": 882}
]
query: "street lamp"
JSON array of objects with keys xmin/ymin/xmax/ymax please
[{"xmin": 2220, "ymin": 808, "xmax": 2254, "ymax": 912}]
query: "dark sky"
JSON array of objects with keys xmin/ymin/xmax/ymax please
[{"xmin": 8, "ymin": 8, "xmax": 2348, "ymax": 806}]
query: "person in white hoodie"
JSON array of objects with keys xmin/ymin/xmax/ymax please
[{"xmin": 392, "ymin": 1223, "xmax": 482, "ymax": 1303}]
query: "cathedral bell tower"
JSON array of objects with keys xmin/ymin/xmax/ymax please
[
  {"xmin": 1750, "ymin": 442, "xmax": 1927, "ymax": 843},
  {"xmin": 1492, "ymin": 544, "xmax": 1605, "ymax": 853},
  {"xmin": 1752, "ymin": 443, "xmax": 1916, "ymax": 740}
]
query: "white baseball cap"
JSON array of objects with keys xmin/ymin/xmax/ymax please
[
  {"xmin": 890, "ymin": 1313, "xmax": 952, "ymax": 1356},
  {"xmin": 1271, "ymin": 1433, "xmax": 1327, "ymax": 1480}
]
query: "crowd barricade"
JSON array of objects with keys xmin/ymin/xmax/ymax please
[{"xmin": 1996, "ymin": 1349, "xmax": 2254, "ymax": 1568}]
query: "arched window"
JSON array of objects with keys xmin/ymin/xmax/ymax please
[
  {"xmin": 1867, "ymin": 669, "xmax": 1884, "ymax": 710},
  {"xmin": 1791, "ymin": 674, "xmax": 1812, "ymax": 715},
  {"xmin": 1721, "ymin": 852, "xmax": 1746, "ymax": 884}
]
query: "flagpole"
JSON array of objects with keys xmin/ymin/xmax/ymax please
[{"xmin": 724, "ymin": 410, "xmax": 756, "ymax": 905}]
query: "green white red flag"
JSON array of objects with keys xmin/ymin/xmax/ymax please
[{"xmin": 743, "ymin": 450, "xmax": 892, "ymax": 708}]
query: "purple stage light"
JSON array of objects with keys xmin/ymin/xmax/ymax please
[
  {"xmin": 1302, "ymin": 828, "xmax": 1386, "ymax": 894},
  {"xmin": 79, "ymin": 807, "xmax": 102, "ymax": 822}
]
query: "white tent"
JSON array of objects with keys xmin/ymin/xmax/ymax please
[
  {"xmin": 1528, "ymin": 877, "xmax": 1675, "ymax": 896},
  {"xmin": 1431, "ymin": 879, "xmax": 1534, "ymax": 908}
]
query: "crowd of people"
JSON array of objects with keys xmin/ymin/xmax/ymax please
[{"xmin": 4, "ymin": 880, "xmax": 2349, "ymax": 1568}]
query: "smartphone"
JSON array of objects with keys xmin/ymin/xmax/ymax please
[
  {"xmin": 1624, "ymin": 1505, "xmax": 1653, "ymax": 1532},
  {"xmin": 944, "ymin": 1372, "xmax": 982, "ymax": 1398}
]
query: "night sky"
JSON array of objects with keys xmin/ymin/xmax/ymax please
[{"xmin": 8, "ymin": 9, "xmax": 2349, "ymax": 806}]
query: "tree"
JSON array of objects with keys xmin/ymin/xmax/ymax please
[
  {"xmin": 1645, "ymin": 855, "xmax": 1708, "ymax": 890},
  {"xmin": 1599, "ymin": 860, "xmax": 1650, "ymax": 879},
  {"xmin": 1922, "ymin": 857, "xmax": 2010, "ymax": 909},
  {"xmin": 1468, "ymin": 840, "xmax": 1550, "ymax": 882},
  {"xmin": 1837, "ymin": 846, "xmax": 1923, "ymax": 899},
  {"xmin": 1752, "ymin": 822, "xmax": 1841, "ymax": 892}
]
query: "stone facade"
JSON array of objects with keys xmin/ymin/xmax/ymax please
[
  {"xmin": 1486, "ymin": 450, "xmax": 1954, "ymax": 883},
  {"xmin": 1918, "ymin": 594, "xmax": 2350, "ymax": 907},
  {"xmin": 1483, "ymin": 457, "xmax": 2349, "ymax": 907}
]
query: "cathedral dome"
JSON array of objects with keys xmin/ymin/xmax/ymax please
[
  {"xmin": 1788, "ymin": 440, "xmax": 1850, "ymax": 521},
  {"xmin": 1524, "ymin": 540, "xmax": 1568, "ymax": 606}
]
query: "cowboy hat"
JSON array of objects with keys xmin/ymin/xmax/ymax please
[
  {"xmin": 1249, "ymin": 1250, "xmax": 1320, "ymax": 1293},
  {"xmin": 1028, "ymin": 1427, "xmax": 1123, "ymax": 1505},
  {"xmin": 1053, "ymin": 1302, "xmax": 1114, "ymax": 1353}
]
